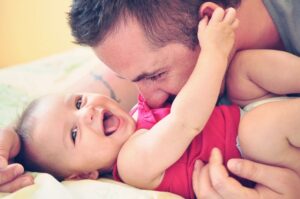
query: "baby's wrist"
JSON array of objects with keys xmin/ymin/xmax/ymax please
[{"xmin": 202, "ymin": 45, "xmax": 230, "ymax": 59}]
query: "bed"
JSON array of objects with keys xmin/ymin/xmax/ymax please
[{"xmin": 0, "ymin": 48, "xmax": 183, "ymax": 199}]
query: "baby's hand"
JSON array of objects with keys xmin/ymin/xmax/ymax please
[{"xmin": 198, "ymin": 7, "xmax": 239, "ymax": 57}]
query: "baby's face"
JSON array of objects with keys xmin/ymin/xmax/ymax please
[{"xmin": 31, "ymin": 93, "xmax": 136, "ymax": 177}]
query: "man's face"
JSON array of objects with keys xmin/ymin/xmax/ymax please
[{"xmin": 93, "ymin": 18, "xmax": 200, "ymax": 108}]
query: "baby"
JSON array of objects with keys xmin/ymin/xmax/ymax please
[{"xmin": 7, "ymin": 8, "xmax": 300, "ymax": 199}]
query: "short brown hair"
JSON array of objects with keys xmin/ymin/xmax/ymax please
[{"xmin": 69, "ymin": 0, "xmax": 241, "ymax": 49}]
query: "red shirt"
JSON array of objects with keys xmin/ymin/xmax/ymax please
[{"xmin": 114, "ymin": 95, "xmax": 241, "ymax": 199}]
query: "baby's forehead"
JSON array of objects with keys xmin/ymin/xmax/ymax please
[
  {"xmin": 36, "ymin": 93, "xmax": 71, "ymax": 109},
  {"xmin": 32, "ymin": 95, "xmax": 66, "ymax": 137}
]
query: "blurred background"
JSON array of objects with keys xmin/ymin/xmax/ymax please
[{"xmin": 0, "ymin": 0, "xmax": 77, "ymax": 68}]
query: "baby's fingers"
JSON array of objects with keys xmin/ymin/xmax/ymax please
[
  {"xmin": 209, "ymin": 7, "xmax": 225, "ymax": 24},
  {"xmin": 198, "ymin": 15, "xmax": 208, "ymax": 31},
  {"xmin": 223, "ymin": 7, "xmax": 237, "ymax": 24},
  {"xmin": 224, "ymin": 8, "xmax": 239, "ymax": 30},
  {"xmin": 231, "ymin": 18, "xmax": 239, "ymax": 29}
]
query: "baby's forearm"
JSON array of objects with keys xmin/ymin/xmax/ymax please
[
  {"xmin": 171, "ymin": 8, "xmax": 237, "ymax": 134},
  {"xmin": 171, "ymin": 48, "xmax": 228, "ymax": 133}
]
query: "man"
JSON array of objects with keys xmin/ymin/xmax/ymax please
[{"xmin": 1, "ymin": 0, "xmax": 299, "ymax": 197}]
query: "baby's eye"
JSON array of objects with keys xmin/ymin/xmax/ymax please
[
  {"xmin": 71, "ymin": 127, "xmax": 78, "ymax": 143},
  {"xmin": 75, "ymin": 96, "xmax": 83, "ymax": 109}
]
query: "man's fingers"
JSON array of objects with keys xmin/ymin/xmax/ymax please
[
  {"xmin": 0, "ymin": 164, "xmax": 24, "ymax": 184},
  {"xmin": 0, "ymin": 127, "xmax": 18, "ymax": 160},
  {"xmin": 193, "ymin": 159, "xmax": 222, "ymax": 199},
  {"xmin": 0, "ymin": 173, "xmax": 34, "ymax": 193},
  {"xmin": 208, "ymin": 148, "xmax": 229, "ymax": 188},
  {"xmin": 192, "ymin": 160, "xmax": 204, "ymax": 195},
  {"xmin": 209, "ymin": 148, "xmax": 258, "ymax": 199},
  {"xmin": 0, "ymin": 131, "xmax": 10, "ymax": 161},
  {"xmin": 0, "ymin": 156, "xmax": 8, "ymax": 169},
  {"xmin": 198, "ymin": 164, "xmax": 222, "ymax": 199},
  {"xmin": 228, "ymin": 158, "xmax": 298, "ymax": 192}
]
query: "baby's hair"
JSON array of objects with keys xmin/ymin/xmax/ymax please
[{"xmin": 14, "ymin": 97, "xmax": 65, "ymax": 181}]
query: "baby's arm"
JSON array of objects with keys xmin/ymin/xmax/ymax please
[
  {"xmin": 118, "ymin": 8, "xmax": 238, "ymax": 188},
  {"xmin": 227, "ymin": 49, "xmax": 300, "ymax": 106}
]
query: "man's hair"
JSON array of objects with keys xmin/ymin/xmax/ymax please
[
  {"xmin": 69, "ymin": 0, "xmax": 241, "ymax": 49},
  {"xmin": 14, "ymin": 98, "xmax": 65, "ymax": 181}
]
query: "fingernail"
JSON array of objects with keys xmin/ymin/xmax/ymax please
[
  {"xmin": 22, "ymin": 178, "xmax": 33, "ymax": 187},
  {"xmin": 14, "ymin": 166, "xmax": 24, "ymax": 176},
  {"xmin": 212, "ymin": 147, "xmax": 217, "ymax": 154},
  {"xmin": 228, "ymin": 159, "xmax": 241, "ymax": 173}
]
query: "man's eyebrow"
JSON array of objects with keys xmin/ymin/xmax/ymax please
[
  {"xmin": 115, "ymin": 74, "xmax": 125, "ymax": 79},
  {"xmin": 131, "ymin": 69, "xmax": 163, "ymax": 82}
]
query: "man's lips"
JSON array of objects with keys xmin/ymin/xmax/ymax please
[{"xmin": 103, "ymin": 111, "xmax": 120, "ymax": 136}]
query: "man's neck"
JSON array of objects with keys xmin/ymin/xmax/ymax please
[{"xmin": 234, "ymin": 0, "xmax": 284, "ymax": 51}]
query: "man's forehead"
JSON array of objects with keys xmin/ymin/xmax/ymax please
[
  {"xmin": 92, "ymin": 17, "xmax": 166, "ymax": 78},
  {"xmin": 97, "ymin": 49, "xmax": 163, "ymax": 82}
]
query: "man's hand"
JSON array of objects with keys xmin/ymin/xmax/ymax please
[
  {"xmin": 0, "ymin": 127, "xmax": 34, "ymax": 192},
  {"xmin": 193, "ymin": 148, "xmax": 300, "ymax": 199}
]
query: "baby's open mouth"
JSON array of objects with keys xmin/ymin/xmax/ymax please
[{"xmin": 103, "ymin": 111, "xmax": 120, "ymax": 136}]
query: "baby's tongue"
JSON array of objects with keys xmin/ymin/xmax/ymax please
[{"xmin": 103, "ymin": 115, "xmax": 120, "ymax": 136}]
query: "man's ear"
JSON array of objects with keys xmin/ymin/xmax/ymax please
[
  {"xmin": 199, "ymin": 2, "xmax": 221, "ymax": 18},
  {"xmin": 65, "ymin": 171, "xmax": 99, "ymax": 180}
]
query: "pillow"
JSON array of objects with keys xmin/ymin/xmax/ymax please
[{"xmin": 0, "ymin": 47, "xmax": 99, "ymax": 127}]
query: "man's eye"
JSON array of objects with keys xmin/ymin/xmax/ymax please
[
  {"xmin": 71, "ymin": 127, "xmax": 78, "ymax": 143},
  {"xmin": 75, "ymin": 96, "xmax": 82, "ymax": 109},
  {"xmin": 147, "ymin": 73, "xmax": 164, "ymax": 81}
]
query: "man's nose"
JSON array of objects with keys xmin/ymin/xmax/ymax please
[{"xmin": 137, "ymin": 84, "xmax": 169, "ymax": 108}]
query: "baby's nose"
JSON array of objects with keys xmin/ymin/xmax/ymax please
[{"xmin": 79, "ymin": 107, "xmax": 94, "ymax": 124}]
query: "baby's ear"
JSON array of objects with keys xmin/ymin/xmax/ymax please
[{"xmin": 65, "ymin": 171, "xmax": 99, "ymax": 180}]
